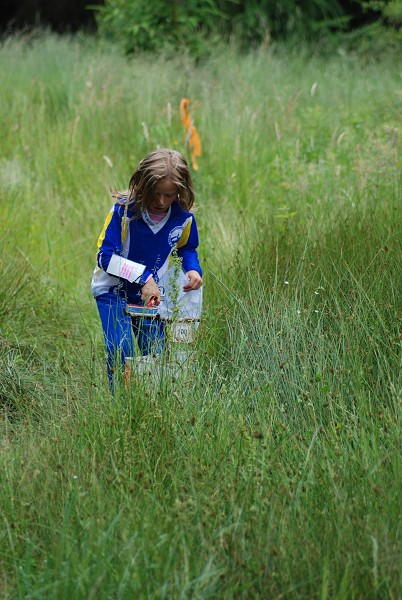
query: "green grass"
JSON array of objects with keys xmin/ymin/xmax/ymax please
[{"xmin": 0, "ymin": 32, "xmax": 400, "ymax": 599}]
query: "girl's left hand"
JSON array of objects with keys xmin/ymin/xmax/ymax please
[{"xmin": 183, "ymin": 270, "xmax": 202, "ymax": 291}]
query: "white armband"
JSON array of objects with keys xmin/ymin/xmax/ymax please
[{"xmin": 106, "ymin": 253, "xmax": 145, "ymax": 283}]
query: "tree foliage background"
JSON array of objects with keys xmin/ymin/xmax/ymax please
[
  {"xmin": 92, "ymin": 0, "xmax": 401, "ymax": 55},
  {"xmin": 2, "ymin": 1, "xmax": 401, "ymax": 55}
]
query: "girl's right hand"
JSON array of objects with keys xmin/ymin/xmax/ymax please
[{"xmin": 141, "ymin": 277, "xmax": 161, "ymax": 306}]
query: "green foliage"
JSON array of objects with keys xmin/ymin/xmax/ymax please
[
  {"xmin": 344, "ymin": 1, "xmax": 402, "ymax": 55},
  {"xmin": 360, "ymin": 0, "xmax": 402, "ymax": 24},
  {"xmin": 0, "ymin": 34, "xmax": 400, "ymax": 598},
  {"xmin": 228, "ymin": 0, "xmax": 347, "ymax": 46},
  {"xmin": 92, "ymin": 0, "xmax": 349, "ymax": 55},
  {"xmin": 92, "ymin": 0, "xmax": 225, "ymax": 56}
]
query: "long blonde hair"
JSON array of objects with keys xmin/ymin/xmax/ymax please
[{"xmin": 114, "ymin": 148, "xmax": 195, "ymax": 217}]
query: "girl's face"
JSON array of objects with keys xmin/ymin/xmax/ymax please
[{"xmin": 149, "ymin": 178, "xmax": 178, "ymax": 214}]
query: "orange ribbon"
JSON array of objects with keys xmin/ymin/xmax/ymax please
[{"xmin": 180, "ymin": 98, "xmax": 201, "ymax": 171}]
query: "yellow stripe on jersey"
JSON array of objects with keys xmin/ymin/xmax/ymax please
[
  {"xmin": 97, "ymin": 210, "xmax": 113, "ymax": 250},
  {"xmin": 121, "ymin": 201, "xmax": 129, "ymax": 243},
  {"xmin": 176, "ymin": 217, "xmax": 192, "ymax": 249}
]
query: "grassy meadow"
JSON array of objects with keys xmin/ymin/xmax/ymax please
[{"xmin": 0, "ymin": 33, "xmax": 400, "ymax": 598}]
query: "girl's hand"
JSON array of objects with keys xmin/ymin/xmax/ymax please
[
  {"xmin": 141, "ymin": 277, "xmax": 161, "ymax": 306},
  {"xmin": 183, "ymin": 270, "xmax": 202, "ymax": 291}
]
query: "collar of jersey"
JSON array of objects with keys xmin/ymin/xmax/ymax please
[{"xmin": 142, "ymin": 206, "xmax": 172, "ymax": 233}]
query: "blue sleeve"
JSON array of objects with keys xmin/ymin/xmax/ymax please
[
  {"xmin": 96, "ymin": 204, "xmax": 124, "ymax": 271},
  {"xmin": 177, "ymin": 217, "xmax": 202, "ymax": 276}
]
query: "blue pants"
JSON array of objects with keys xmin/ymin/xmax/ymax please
[{"xmin": 95, "ymin": 292, "xmax": 164, "ymax": 383}]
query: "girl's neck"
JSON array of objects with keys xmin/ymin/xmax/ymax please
[{"xmin": 147, "ymin": 208, "xmax": 168, "ymax": 224}]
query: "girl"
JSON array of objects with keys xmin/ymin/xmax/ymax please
[{"xmin": 91, "ymin": 148, "xmax": 203, "ymax": 384}]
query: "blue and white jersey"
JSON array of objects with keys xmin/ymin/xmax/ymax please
[{"xmin": 91, "ymin": 200, "xmax": 202, "ymax": 309}]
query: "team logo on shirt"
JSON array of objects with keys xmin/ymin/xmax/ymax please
[{"xmin": 168, "ymin": 226, "xmax": 183, "ymax": 247}]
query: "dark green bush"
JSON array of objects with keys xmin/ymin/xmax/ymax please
[
  {"xmin": 92, "ymin": 0, "xmax": 225, "ymax": 56},
  {"xmin": 344, "ymin": 1, "xmax": 402, "ymax": 55},
  {"xmin": 92, "ymin": 0, "xmax": 349, "ymax": 56}
]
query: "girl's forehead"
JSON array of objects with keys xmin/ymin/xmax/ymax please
[{"xmin": 155, "ymin": 178, "xmax": 178, "ymax": 192}]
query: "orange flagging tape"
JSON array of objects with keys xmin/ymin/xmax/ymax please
[{"xmin": 180, "ymin": 98, "xmax": 201, "ymax": 171}]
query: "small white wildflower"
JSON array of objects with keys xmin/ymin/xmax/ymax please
[
  {"xmin": 314, "ymin": 310, "xmax": 319, "ymax": 313},
  {"xmin": 167, "ymin": 102, "xmax": 172, "ymax": 127},
  {"xmin": 72, "ymin": 475, "xmax": 78, "ymax": 480},
  {"xmin": 274, "ymin": 122, "xmax": 281, "ymax": 141},
  {"xmin": 284, "ymin": 280, "xmax": 289, "ymax": 285},
  {"xmin": 142, "ymin": 122, "xmax": 150, "ymax": 142},
  {"xmin": 315, "ymin": 291, "xmax": 319, "ymax": 295},
  {"xmin": 337, "ymin": 131, "xmax": 346, "ymax": 146}
]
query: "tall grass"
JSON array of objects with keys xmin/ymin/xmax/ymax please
[{"xmin": 0, "ymin": 33, "xmax": 400, "ymax": 598}]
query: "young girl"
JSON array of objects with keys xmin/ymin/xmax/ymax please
[{"xmin": 91, "ymin": 148, "xmax": 203, "ymax": 384}]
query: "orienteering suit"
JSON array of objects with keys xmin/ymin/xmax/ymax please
[{"xmin": 91, "ymin": 200, "xmax": 202, "ymax": 379}]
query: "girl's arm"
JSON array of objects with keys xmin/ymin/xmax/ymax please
[{"xmin": 176, "ymin": 217, "xmax": 202, "ymax": 277}]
